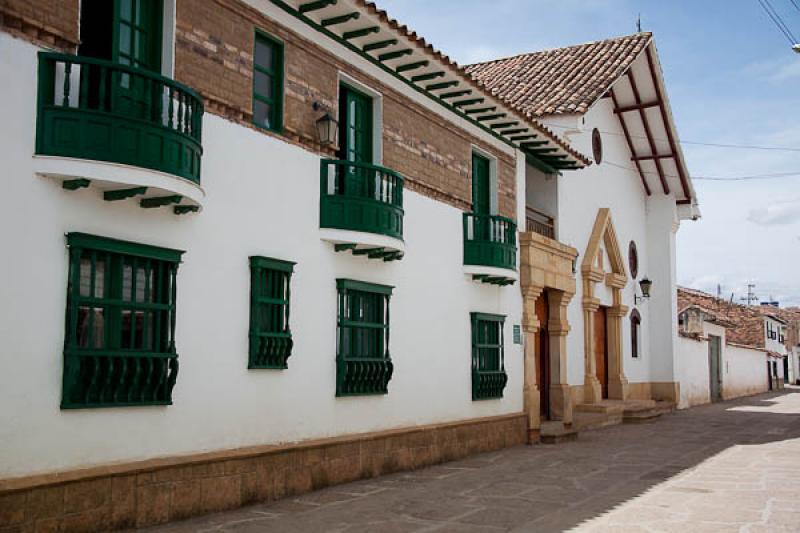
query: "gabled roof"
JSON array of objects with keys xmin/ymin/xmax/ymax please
[
  {"xmin": 465, "ymin": 33, "xmax": 652, "ymax": 118},
  {"xmin": 270, "ymin": 0, "xmax": 590, "ymax": 170},
  {"xmin": 466, "ymin": 33, "xmax": 699, "ymax": 211},
  {"xmin": 678, "ymin": 287, "xmax": 770, "ymax": 349}
]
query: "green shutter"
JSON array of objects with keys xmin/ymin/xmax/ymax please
[
  {"xmin": 62, "ymin": 233, "xmax": 183, "ymax": 409},
  {"xmin": 249, "ymin": 256, "xmax": 295, "ymax": 369},
  {"xmin": 471, "ymin": 312, "xmax": 508, "ymax": 400},
  {"xmin": 253, "ymin": 30, "xmax": 284, "ymax": 132},
  {"xmin": 472, "ymin": 152, "xmax": 491, "ymax": 215},
  {"xmin": 336, "ymin": 279, "xmax": 393, "ymax": 396}
]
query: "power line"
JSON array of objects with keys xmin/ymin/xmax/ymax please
[
  {"xmin": 758, "ymin": 0, "xmax": 798, "ymax": 44},
  {"xmin": 790, "ymin": 0, "xmax": 800, "ymax": 12},
  {"xmin": 540, "ymin": 122, "xmax": 800, "ymax": 153},
  {"xmin": 604, "ymin": 160, "xmax": 800, "ymax": 182}
]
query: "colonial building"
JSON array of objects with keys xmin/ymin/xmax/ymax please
[
  {"xmin": 467, "ymin": 33, "xmax": 700, "ymax": 437},
  {"xmin": 0, "ymin": 0, "xmax": 594, "ymax": 529}
]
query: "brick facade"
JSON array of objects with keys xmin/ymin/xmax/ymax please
[
  {"xmin": 0, "ymin": 414, "xmax": 527, "ymax": 532},
  {"xmin": 0, "ymin": 0, "xmax": 79, "ymax": 51},
  {"xmin": 174, "ymin": 0, "xmax": 517, "ymax": 218}
]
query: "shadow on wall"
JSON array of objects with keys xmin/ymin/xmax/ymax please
[{"xmin": 139, "ymin": 388, "xmax": 800, "ymax": 532}]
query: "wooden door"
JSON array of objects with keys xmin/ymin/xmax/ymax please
[
  {"xmin": 534, "ymin": 292, "xmax": 550, "ymax": 419},
  {"xmin": 338, "ymin": 85, "xmax": 373, "ymax": 195},
  {"xmin": 708, "ymin": 335, "xmax": 722, "ymax": 401},
  {"xmin": 594, "ymin": 306, "xmax": 608, "ymax": 399}
]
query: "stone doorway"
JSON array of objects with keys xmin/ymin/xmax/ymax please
[{"xmin": 581, "ymin": 209, "xmax": 629, "ymax": 404}]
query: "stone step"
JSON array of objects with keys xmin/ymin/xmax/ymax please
[
  {"xmin": 622, "ymin": 401, "xmax": 675, "ymax": 424},
  {"xmin": 573, "ymin": 410, "xmax": 623, "ymax": 432},
  {"xmin": 539, "ymin": 421, "xmax": 579, "ymax": 444}
]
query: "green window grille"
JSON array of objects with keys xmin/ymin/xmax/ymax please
[
  {"xmin": 62, "ymin": 233, "xmax": 184, "ymax": 409},
  {"xmin": 471, "ymin": 312, "xmax": 508, "ymax": 400},
  {"xmin": 249, "ymin": 256, "xmax": 295, "ymax": 369},
  {"xmin": 336, "ymin": 279, "xmax": 393, "ymax": 396},
  {"xmin": 253, "ymin": 30, "xmax": 284, "ymax": 133}
]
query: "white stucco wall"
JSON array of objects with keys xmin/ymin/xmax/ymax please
[
  {"xmin": 676, "ymin": 335, "xmax": 710, "ymax": 409},
  {"xmin": 542, "ymin": 95, "xmax": 678, "ymax": 390},
  {"xmin": 724, "ymin": 345, "xmax": 769, "ymax": 399},
  {"xmin": 0, "ymin": 33, "xmax": 524, "ymax": 478}
]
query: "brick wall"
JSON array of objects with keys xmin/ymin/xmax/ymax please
[
  {"xmin": 175, "ymin": 0, "xmax": 517, "ymax": 218},
  {"xmin": 0, "ymin": 0, "xmax": 79, "ymax": 50}
]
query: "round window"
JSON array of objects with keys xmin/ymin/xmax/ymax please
[
  {"xmin": 592, "ymin": 128, "xmax": 603, "ymax": 164},
  {"xmin": 629, "ymin": 241, "xmax": 639, "ymax": 279}
]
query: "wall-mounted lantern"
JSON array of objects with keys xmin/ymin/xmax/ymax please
[
  {"xmin": 635, "ymin": 277, "xmax": 653, "ymax": 304},
  {"xmin": 314, "ymin": 102, "xmax": 338, "ymax": 147}
]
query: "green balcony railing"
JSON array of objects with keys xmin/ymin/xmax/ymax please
[
  {"xmin": 320, "ymin": 159, "xmax": 404, "ymax": 240},
  {"xmin": 36, "ymin": 52, "xmax": 203, "ymax": 183},
  {"xmin": 463, "ymin": 213, "xmax": 517, "ymax": 271}
]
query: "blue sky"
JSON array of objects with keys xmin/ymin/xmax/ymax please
[{"xmin": 378, "ymin": 0, "xmax": 800, "ymax": 306}]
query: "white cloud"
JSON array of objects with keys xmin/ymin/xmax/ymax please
[
  {"xmin": 771, "ymin": 60, "xmax": 800, "ymax": 82},
  {"xmin": 747, "ymin": 199, "xmax": 800, "ymax": 226}
]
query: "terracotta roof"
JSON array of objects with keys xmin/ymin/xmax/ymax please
[
  {"xmin": 677, "ymin": 287, "xmax": 767, "ymax": 349},
  {"xmin": 465, "ymin": 33, "xmax": 653, "ymax": 117}
]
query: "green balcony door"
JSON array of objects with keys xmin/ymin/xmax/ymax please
[
  {"xmin": 472, "ymin": 153, "xmax": 492, "ymax": 240},
  {"xmin": 79, "ymin": 0, "xmax": 163, "ymax": 119},
  {"xmin": 338, "ymin": 85, "xmax": 373, "ymax": 195},
  {"xmin": 472, "ymin": 153, "xmax": 491, "ymax": 215}
]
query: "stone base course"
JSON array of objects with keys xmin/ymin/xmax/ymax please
[{"xmin": 0, "ymin": 413, "xmax": 526, "ymax": 532}]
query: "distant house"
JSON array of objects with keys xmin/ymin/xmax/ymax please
[
  {"xmin": 757, "ymin": 306, "xmax": 800, "ymax": 385},
  {"xmin": 676, "ymin": 287, "xmax": 791, "ymax": 407}
]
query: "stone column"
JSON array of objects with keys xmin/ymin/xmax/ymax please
[
  {"xmin": 607, "ymin": 300, "xmax": 629, "ymax": 400},
  {"xmin": 582, "ymin": 295, "xmax": 602, "ymax": 403},
  {"xmin": 521, "ymin": 286, "xmax": 543, "ymax": 443},
  {"xmin": 548, "ymin": 290, "xmax": 574, "ymax": 426}
]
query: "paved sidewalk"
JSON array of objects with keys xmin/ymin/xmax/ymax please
[{"xmin": 140, "ymin": 389, "xmax": 800, "ymax": 532}]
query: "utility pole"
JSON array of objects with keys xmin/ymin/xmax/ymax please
[{"xmin": 740, "ymin": 284, "xmax": 758, "ymax": 306}]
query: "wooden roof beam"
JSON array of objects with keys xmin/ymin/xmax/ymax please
[
  {"xmin": 342, "ymin": 26, "xmax": 379, "ymax": 40},
  {"xmin": 321, "ymin": 12, "xmax": 359, "ymax": 27},
  {"xmin": 299, "ymin": 0, "xmax": 337, "ymax": 13},
  {"xmin": 611, "ymin": 88, "xmax": 651, "ymax": 196},
  {"xmin": 614, "ymin": 101, "xmax": 660, "ymax": 114},
  {"xmin": 363, "ymin": 38, "xmax": 397, "ymax": 52},
  {"xmin": 646, "ymin": 46, "xmax": 692, "ymax": 202},
  {"xmin": 425, "ymin": 80, "xmax": 459, "ymax": 91},
  {"xmin": 632, "ymin": 153, "xmax": 675, "ymax": 161},
  {"xmin": 627, "ymin": 70, "xmax": 669, "ymax": 195}
]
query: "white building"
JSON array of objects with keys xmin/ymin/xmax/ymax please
[
  {"xmin": 468, "ymin": 33, "xmax": 700, "ymax": 434},
  {"xmin": 0, "ymin": 0, "xmax": 590, "ymax": 529}
]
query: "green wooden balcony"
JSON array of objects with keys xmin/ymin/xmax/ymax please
[
  {"xmin": 320, "ymin": 159, "xmax": 404, "ymax": 243},
  {"xmin": 463, "ymin": 213, "xmax": 518, "ymax": 280},
  {"xmin": 36, "ymin": 52, "xmax": 203, "ymax": 184}
]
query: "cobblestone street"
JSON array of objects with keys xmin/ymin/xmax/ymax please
[{"xmin": 140, "ymin": 389, "xmax": 800, "ymax": 532}]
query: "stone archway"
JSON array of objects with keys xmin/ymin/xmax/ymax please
[{"xmin": 581, "ymin": 209, "xmax": 629, "ymax": 404}]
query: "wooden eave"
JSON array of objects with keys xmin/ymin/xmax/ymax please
[
  {"xmin": 272, "ymin": 0, "xmax": 591, "ymax": 171},
  {"xmin": 606, "ymin": 41, "xmax": 695, "ymax": 204}
]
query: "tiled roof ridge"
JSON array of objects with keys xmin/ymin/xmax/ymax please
[
  {"xmin": 466, "ymin": 31, "xmax": 654, "ymax": 69},
  {"xmin": 464, "ymin": 31, "xmax": 654, "ymax": 118},
  {"xmin": 358, "ymin": 1, "xmax": 591, "ymax": 165}
]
